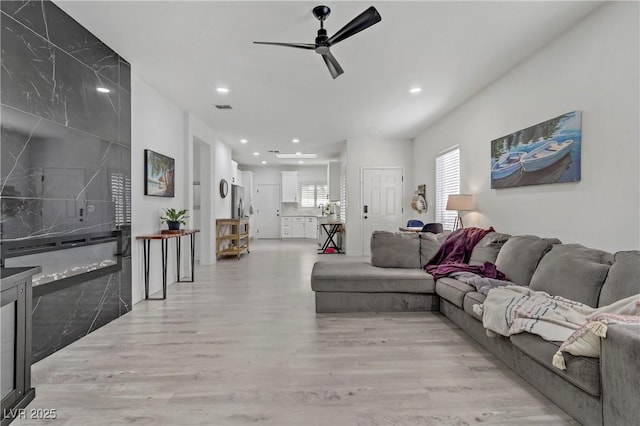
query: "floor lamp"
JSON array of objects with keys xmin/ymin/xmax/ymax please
[{"xmin": 446, "ymin": 194, "xmax": 475, "ymax": 231}]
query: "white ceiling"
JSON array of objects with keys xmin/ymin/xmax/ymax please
[{"xmin": 55, "ymin": 1, "xmax": 602, "ymax": 167}]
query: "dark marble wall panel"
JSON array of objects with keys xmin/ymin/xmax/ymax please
[
  {"xmin": 31, "ymin": 268, "xmax": 121, "ymax": 362},
  {"xmin": 119, "ymin": 59, "xmax": 131, "ymax": 93},
  {"xmin": 119, "ymin": 257, "xmax": 132, "ymax": 315},
  {"xmin": 1, "ymin": 1, "xmax": 132, "ymax": 362},
  {"xmin": 1, "ymin": 16, "xmax": 121, "ymax": 142},
  {"xmin": 1, "ymin": 0, "xmax": 120, "ymax": 83},
  {"xmin": 119, "ymin": 89, "xmax": 131, "ymax": 145}
]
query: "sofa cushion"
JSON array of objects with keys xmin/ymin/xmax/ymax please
[
  {"xmin": 463, "ymin": 291, "xmax": 486, "ymax": 322},
  {"xmin": 530, "ymin": 244, "xmax": 613, "ymax": 307},
  {"xmin": 435, "ymin": 278, "xmax": 474, "ymax": 308},
  {"xmin": 469, "ymin": 232, "xmax": 511, "ymax": 266},
  {"xmin": 599, "ymin": 251, "xmax": 640, "ymax": 307},
  {"xmin": 311, "ymin": 261, "xmax": 434, "ymax": 293},
  {"xmin": 510, "ymin": 333, "xmax": 600, "ymax": 396},
  {"xmin": 419, "ymin": 233, "xmax": 443, "ymax": 265},
  {"xmin": 370, "ymin": 231, "xmax": 421, "ymax": 268},
  {"xmin": 495, "ymin": 235, "xmax": 560, "ymax": 286}
]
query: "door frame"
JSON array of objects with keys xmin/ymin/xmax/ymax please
[{"xmin": 360, "ymin": 166, "xmax": 404, "ymax": 256}]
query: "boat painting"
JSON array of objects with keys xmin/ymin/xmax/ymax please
[
  {"xmin": 491, "ymin": 111, "xmax": 581, "ymax": 189},
  {"xmin": 521, "ymin": 139, "xmax": 573, "ymax": 172},
  {"xmin": 491, "ymin": 151, "xmax": 526, "ymax": 180}
]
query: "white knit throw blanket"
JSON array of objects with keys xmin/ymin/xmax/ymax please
[{"xmin": 474, "ymin": 286, "xmax": 640, "ymax": 342}]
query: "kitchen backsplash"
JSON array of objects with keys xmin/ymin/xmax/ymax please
[{"xmin": 281, "ymin": 203, "xmax": 342, "ymax": 219}]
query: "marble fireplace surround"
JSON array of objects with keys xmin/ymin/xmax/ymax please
[{"xmin": 1, "ymin": 0, "xmax": 132, "ymax": 362}]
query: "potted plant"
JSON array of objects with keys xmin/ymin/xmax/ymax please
[{"xmin": 161, "ymin": 208, "xmax": 189, "ymax": 231}]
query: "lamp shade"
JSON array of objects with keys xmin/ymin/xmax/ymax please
[{"xmin": 446, "ymin": 194, "xmax": 475, "ymax": 211}]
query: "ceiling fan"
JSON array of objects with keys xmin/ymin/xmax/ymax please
[{"xmin": 254, "ymin": 5, "xmax": 382, "ymax": 79}]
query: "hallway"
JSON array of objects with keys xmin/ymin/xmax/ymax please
[{"xmin": 17, "ymin": 240, "xmax": 576, "ymax": 425}]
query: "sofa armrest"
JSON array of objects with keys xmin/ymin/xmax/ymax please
[{"xmin": 601, "ymin": 323, "xmax": 640, "ymax": 425}]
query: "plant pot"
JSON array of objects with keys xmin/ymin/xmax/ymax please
[{"xmin": 167, "ymin": 221, "xmax": 181, "ymax": 231}]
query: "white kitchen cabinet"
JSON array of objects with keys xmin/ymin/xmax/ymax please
[
  {"xmin": 281, "ymin": 216, "xmax": 318, "ymax": 239},
  {"xmin": 231, "ymin": 160, "xmax": 238, "ymax": 184},
  {"xmin": 327, "ymin": 161, "xmax": 341, "ymax": 201},
  {"xmin": 305, "ymin": 217, "xmax": 317, "ymax": 239},
  {"xmin": 292, "ymin": 223, "xmax": 305, "ymax": 238},
  {"xmin": 281, "ymin": 217, "xmax": 291, "ymax": 238},
  {"xmin": 281, "ymin": 171, "xmax": 298, "ymax": 203}
]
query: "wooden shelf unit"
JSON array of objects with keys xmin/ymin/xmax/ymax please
[{"xmin": 216, "ymin": 218, "xmax": 250, "ymax": 259}]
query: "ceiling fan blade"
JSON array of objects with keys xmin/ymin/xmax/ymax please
[
  {"xmin": 321, "ymin": 51, "xmax": 344, "ymax": 79},
  {"xmin": 253, "ymin": 41, "xmax": 315, "ymax": 50},
  {"xmin": 327, "ymin": 6, "xmax": 381, "ymax": 46}
]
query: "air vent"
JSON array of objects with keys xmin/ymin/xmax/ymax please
[{"xmin": 214, "ymin": 104, "xmax": 232, "ymax": 110}]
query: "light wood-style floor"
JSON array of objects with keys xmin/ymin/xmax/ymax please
[{"xmin": 16, "ymin": 240, "xmax": 578, "ymax": 425}]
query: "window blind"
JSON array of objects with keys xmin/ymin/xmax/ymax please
[
  {"xmin": 340, "ymin": 173, "xmax": 346, "ymax": 224},
  {"xmin": 300, "ymin": 184, "xmax": 316, "ymax": 207},
  {"xmin": 435, "ymin": 148, "xmax": 460, "ymax": 231},
  {"xmin": 316, "ymin": 185, "xmax": 328, "ymax": 207}
]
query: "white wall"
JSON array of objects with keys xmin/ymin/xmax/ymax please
[
  {"xmin": 345, "ymin": 138, "xmax": 414, "ymax": 256},
  {"xmin": 414, "ymin": 2, "xmax": 639, "ymax": 253},
  {"xmin": 132, "ymin": 79, "xmax": 235, "ymax": 303},
  {"xmin": 131, "ymin": 74, "xmax": 185, "ymax": 303}
]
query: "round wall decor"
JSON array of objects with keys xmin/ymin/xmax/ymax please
[{"xmin": 219, "ymin": 179, "xmax": 229, "ymax": 198}]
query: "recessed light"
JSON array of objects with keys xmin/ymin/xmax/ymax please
[
  {"xmin": 96, "ymin": 87, "xmax": 110, "ymax": 93},
  {"xmin": 410, "ymin": 87, "xmax": 422, "ymax": 94},
  {"xmin": 216, "ymin": 87, "xmax": 229, "ymax": 93},
  {"xmin": 298, "ymin": 160, "xmax": 304, "ymax": 164},
  {"xmin": 261, "ymin": 160, "xmax": 267, "ymax": 164},
  {"xmin": 295, "ymin": 152, "xmax": 302, "ymax": 156},
  {"xmin": 292, "ymin": 138, "xmax": 300, "ymax": 143},
  {"xmin": 240, "ymin": 139, "xmax": 248, "ymax": 144},
  {"xmin": 253, "ymin": 152, "xmax": 259, "ymax": 156}
]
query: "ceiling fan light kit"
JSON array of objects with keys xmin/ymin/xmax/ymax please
[{"xmin": 254, "ymin": 5, "xmax": 382, "ymax": 79}]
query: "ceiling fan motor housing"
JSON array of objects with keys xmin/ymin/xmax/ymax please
[
  {"xmin": 315, "ymin": 28, "xmax": 329, "ymax": 53},
  {"xmin": 312, "ymin": 5, "xmax": 331, "ymax": 21}
]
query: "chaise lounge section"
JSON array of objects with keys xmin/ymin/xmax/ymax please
[{"xmin": 311, "ymin": 231, "xmax": 446, "ymax": 313}]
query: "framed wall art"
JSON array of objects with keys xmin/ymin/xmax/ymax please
[
  {"xmin": 144, "ymin": 149, "xmax": 175, "ymax": 197},
  {"xmin": 491, "ymin": 111, "xmax": 582, "ymax": 189}
]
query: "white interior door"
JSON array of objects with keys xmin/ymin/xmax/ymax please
[
  {"xmin": 362, "ymin": 168, "xmax": 403, "ymax": 256},
  {"xmin": 255, "ymin": 184, "xmax": 280, "ymax": 239}
]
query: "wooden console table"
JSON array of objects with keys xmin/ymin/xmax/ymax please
[
  {"xmin": 216, "ymin": 219, "xmax": 249, "ymax": 260},
  {"xmin": 135, "ymin": 229, "xmax": 199, "ymax": 300}
]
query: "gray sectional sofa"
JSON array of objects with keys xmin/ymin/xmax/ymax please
[{"xmin": 310, "ymin": 230, "xmax": 640, "ymax": 426}]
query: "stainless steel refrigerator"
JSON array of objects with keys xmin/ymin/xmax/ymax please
[{"xmin": 231, "ymin": 184, "xmax": 245, "ymax": 218}]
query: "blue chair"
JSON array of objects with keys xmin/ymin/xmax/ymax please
[
  {"xmin": 407, "ymin": 220, "xmax": 424, "ymax": 228},
  {"xmin": 421, "ymin": 223, "xmax": 443, "ymax": 234}
]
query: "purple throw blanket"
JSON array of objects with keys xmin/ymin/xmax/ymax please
[
  {"xmin": 427, "ymin": 261, "xmax": 506, "ymax": 281},
  {"xmin": 426, "ymin": 227, "xmax": 494, "ymax": 266},
  {"xmin": 424, "ymin": 227, "xmax": 505, "ymax": 280}
]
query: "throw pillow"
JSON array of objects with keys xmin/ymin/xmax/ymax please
[
  {"xmin": 495, "ymin": 235, "xmax": 560, "ymax": 286},
  {"xmin": 530, "ymin": 244, "xmax": 614, "ymax": 307},
  {"xmin": 598, "ymin": 250, "xmax": 640, "ymax": 307}
]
